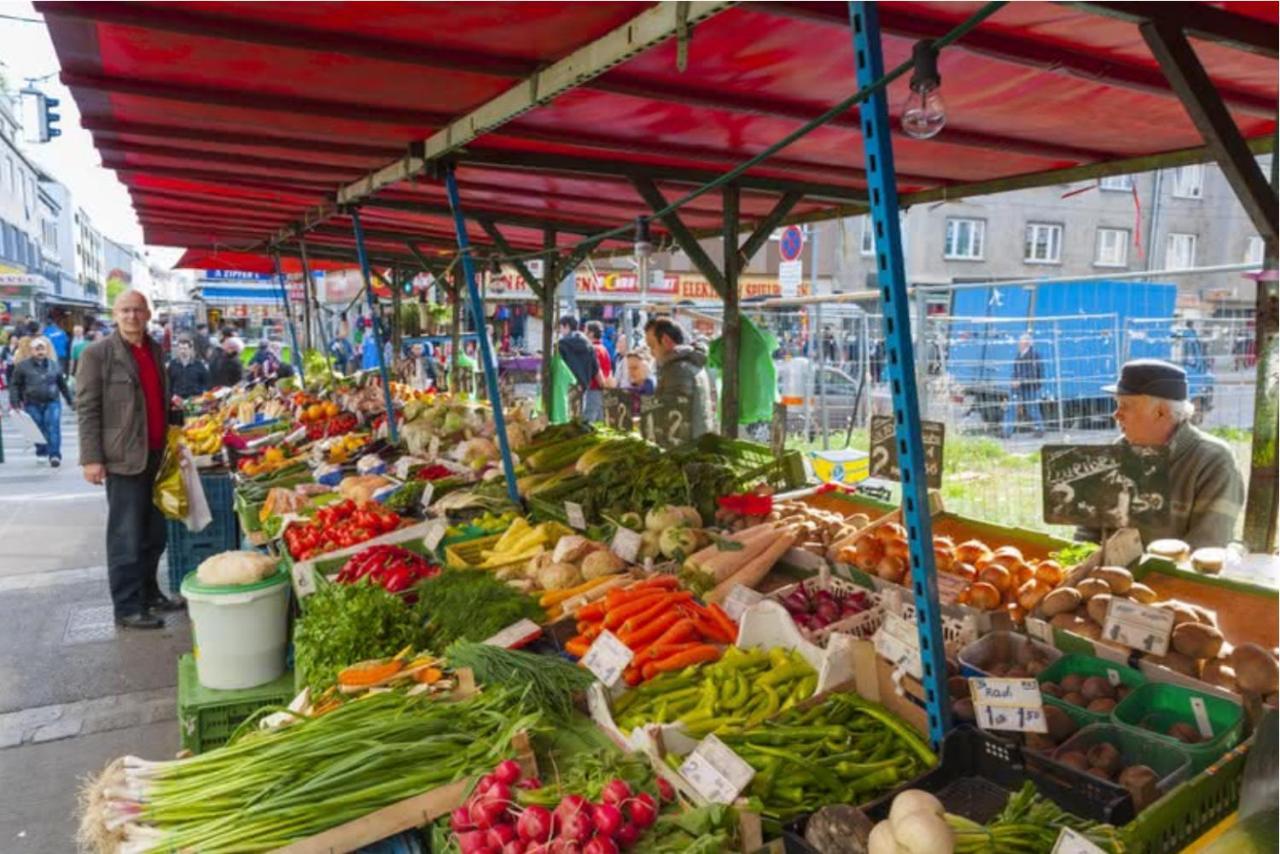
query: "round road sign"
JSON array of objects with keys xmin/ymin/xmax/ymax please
[{"xmin": 779, "ymin": 225, "xmax": 804, "ymax": 262}]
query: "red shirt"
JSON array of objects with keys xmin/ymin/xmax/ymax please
[
  {"xmin": 129, "ymin": 340, "xmax": 167, "ymax": 450},
  {"xmin": 589, "ymin": 343, "xmax": 612, "ymax": 390}
]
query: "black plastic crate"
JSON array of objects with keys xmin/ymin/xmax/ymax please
[{"xmin": 166, "ymin": 472, "xmax": 241, "ymax": 593}]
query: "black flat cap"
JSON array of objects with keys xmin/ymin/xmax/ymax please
[{"xmin": 1103, "ymin": 358, "xmax": 1188, "ymax": 401}]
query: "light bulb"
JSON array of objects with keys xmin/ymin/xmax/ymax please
[{"xmin": 901, "ymin": 85, "xmax": 945, "ymax": 140}]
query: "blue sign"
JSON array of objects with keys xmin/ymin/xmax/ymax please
[
  {"xmin": 779, "ymin": 225, "xmax": 805, "ymax": 262},
  {"xmin": 202, "ymin": 270, "xmax": 273, "ymax": 281}
]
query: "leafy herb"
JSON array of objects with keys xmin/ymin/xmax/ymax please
[
  {"xmin": 416, "ymin": 570, "xmax": 544, "ymax": 648},
  {"xmin": 1049, "ymin": 541, "xmax": 1100, "ymax": 567},
  {"xmin": 633, "ymin": 803, "xmax": 737, "ymax": 854},
  {"xmin": 445, "ymin": 640, "xmax": 595, "ymax": 721},
  {"xmin": 383, "ymin": 479, "xmax": 427, "ymax": 513}
]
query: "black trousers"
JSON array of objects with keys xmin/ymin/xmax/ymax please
[{"xmin": 105, "ymin": 451, "xmax": 167, "ymax": 618}]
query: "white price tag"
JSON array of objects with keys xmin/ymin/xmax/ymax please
[
  {"xmin": 565, "ymin": 501, "xmax": 587, "ymax": 530},
  {"xmin": 969, "ymin": 677, "xmax": 1047, "ymax": 733},
  {"xmin": 1190, "ymin": 696, "xmax": 1214, "ymax": 739},
  {"xmin": 423, "ymin": 518, "xmax": 448, "ymax": 551},
  {"xmin": 1103, "ymin": 598, "xmax": 1175, "ymax": 656},
  {"xmin": 428, "ymin": 435, "xmax": 441, "ymax": 458},
  {"xmin": 284, "ymin": 426, "xmax": 307, "ymax": 445},
  {"xmin": 1106, "ymin": 668, "xmax": 1121, "ymax": 687},
  {"xmin": 874, "ymin": 614, "xmax": 923, "ymax": 680},
  {"xmin": 724, "ymin": 585, "xmax": 765, "ymax": 621},
  {"xmin": 678, "ymin": 734, "xmax": 756, "ymax": 804},
  {"xmin": 419, "ymin": 481, "xmax": 435, "ymax": 511},
  {"xmin": 1051, "ymin": 827, "xmax": 1107, "ymax": 854},
  {"xmin": 484, "ymin": 618, "xmax": 543, "ymax": 649},
  {"xmin": 581, "ymin": 630, "xmax": 634, "ymax": 687},
  {"xmin": 292, "ymin": 562, "xmax": 317, "ymax": 597},
  {"xmin": 1025, "ymin": 617, "xmax": 1053, "ymax": 644},
  {"xmin": 611, "ymin": 527, "xmax": 643, "ymax": 563}
]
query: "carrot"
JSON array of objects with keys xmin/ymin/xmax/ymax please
[
  {"xmin": 707, "ymin": 603, "xmax": 740, "ymax": 643},
  {"xmin": 619, "ymin": 591, "xmax": 692, "ymax": 635},
  {"xmin": 641, "ymin": 661, "xmax": 660, "ymax": 681},
  {"xmin": 606, "ymin": 576, "xmax": 679, "ymax": 606},
  {"xmin": 624, "ymin": 665, "xmax": 643, "ymax": 686},
  {"xmin": 705, "ymin": 531, "xmax": 797, "ymax": 605},
  {"xmin": 647, "ymin": 644, "xmax": 721, "ymax": 674},
  {"xmin": 641, "ymin": 641, "xmax": 702, "ymax": 661},
  {"xmin": 689, "ymin": 614, "xmax": 730, "ymax": 644},
  {"xmin": 650, "ymin": 617, "xmax": 699, "ymax": 648},
  {"xmin": 540, "ymin": 575, "xmax": 617, "ymax": 608},
  {"xmin": 575, "ymin": 601, "xmax": 608, "ymax": 622},
  {"xmin": 603, "ymin": 592, "xmax": 669, "ymax": 630},
  {"xmin": 617, "ymin": 609, "xmax": 683, "ymax": 648},
  {"xmin": 583, "ymin": 622, "xmax": 604, "ymax": 642},
  {"xmin": 565, "ymin": 637, "xmax": 590, "ymax": 658}
]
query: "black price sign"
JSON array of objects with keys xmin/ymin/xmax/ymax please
[
  {"xmin": 1041, "ymin": 444, "xmax": 1170, "ymax": 529},
  {"xmin": 640, "ymin": 395, "xmax": 692, "ymax": 448},
  {"xmin": 869, "ymin": 415, "xmax": 944, "ymax": 488},
  {"xmin": 771, "ymin": 402, "xmax": 787, "ymax": 458},
  {"xmin": 602, "ymin": 389, "xmax": 634, "ymax": 432}
]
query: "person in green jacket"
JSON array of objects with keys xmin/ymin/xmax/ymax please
[
  {"xmin": 708, "ymin": 314, "xmax": 778, "ymax": 432},
  {"xmin": 548, "ymin": 350, "xmax": 577, "ymax": 424}
]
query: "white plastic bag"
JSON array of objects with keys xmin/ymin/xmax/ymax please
[
  {"xmin": 10, "ymin": 409, "xmax": 46, "ymax": 447},
  {"xmin": 179, "ymin": 447, "xmax": 213, "ymax": 533}
]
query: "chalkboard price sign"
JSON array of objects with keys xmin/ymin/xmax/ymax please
[
  {"xmin": 869, "ymin": 415, "xmax": 944, "ymax": 488},
  {"xmin": 1041, "ymin": 444, "xmax": 1171, "ymax": 529},
  {"xmin": 602, "ymin": 389, "xmax": 633, "ymax": 432},
  {"xmin": 640, "ymin": 395, "xmax": 692, "ymax": 448}
]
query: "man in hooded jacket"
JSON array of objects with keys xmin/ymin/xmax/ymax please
[
  {"xmin": 644, "ymin": 316, "xmax": 715, "ymax": 438},
  {"xmin": 556, "ymin": 316, "xmax": 599, "ymax": 410}
]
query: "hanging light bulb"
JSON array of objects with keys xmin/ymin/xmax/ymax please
[
  {"xmin": 900, "ymin": 40, "xmax": 946, "ymax": 140},
  {"xmin": 633, "ymin": 217, "xmax": 653, "ymax": 264}
]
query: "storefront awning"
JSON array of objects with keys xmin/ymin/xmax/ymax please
[{"xmin": 197, "ymin": 285, "xmax": 287, "ymax": 306}]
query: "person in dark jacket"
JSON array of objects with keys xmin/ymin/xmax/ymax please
[
  {"xmin": 644, "ymin": 317, "xmax": 715, "ymax": 439},
  {"xmin": 1004, "ymin": 333, "xmax": 1045, "ymax": 438},
  {"xmin": 10, "ymin": 336, "xmax": 74, "ymax": 465},
  {"xmin": 556, "ymin": 315, "xmax": 599, "ymax": 393},
  {"xmin": 168, "ymin": 337, "xmax": 210, "ymax": 399},
  {"xmin": 208, "ymin": 338, "xmax": 245, "ymax": 388}
]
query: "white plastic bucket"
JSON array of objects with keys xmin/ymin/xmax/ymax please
[{"xmin": 181, "ymin": 567, "xmax": 291, "ymax": 690}]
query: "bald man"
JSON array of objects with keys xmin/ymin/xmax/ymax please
[{"xmin": 76, "ymin": 290, "xmax": 184, "ymax": 630}]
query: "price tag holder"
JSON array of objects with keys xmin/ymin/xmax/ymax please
[
  {"xmin": 581, "ymin": 630, "xmax": 634, "ymax": 687},
  {"xmin": 428, "ymin": 435, "xmax": 441, "ymax": 458},
  {"xmin": 565, "ymin": 501, "xmax": 588, "ymax": 530},
  {"xmin": 1190, "ymin": 696, "xmax": 1214, "ymax": 739},
  {"xmin": 611, "ymin": 527, "xmax": 643, "ymax": 563},
  {"xmin": 1103, "ymin": 598, "xmax": 1175, "ymax": 656},
  {"xmin": 419, "ymin": 481, "xmax": 435, "ymax": 511},
  {"xmin": 873, "ymin": 612, "xmax": 922, "ymax": 680},
  {"xmin": 484, "ymin": 618, "xmax": 543, "ymax": 649},
  {"xmin": 423, "ymin": 518, "xmax": 448, "ymax": 551},
  {"xmin": 723, "ymin": 585, "xmax": 765, "ymax": 621},
  {"xmin": 969, "ymin": 677, "xmax": 1047, "ymax": 733},
  {"xmin": 678, "ymin": 734, "xmax": 756, "ymax": 804},
  {"xmin": 1051, "ymin": 827, "xmax": 1107, "ymax": 854}
]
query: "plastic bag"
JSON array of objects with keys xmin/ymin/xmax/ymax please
[
  {"xmin": 708, "ymin": 315, "xmax": 779, "ymax": 426},
  {"xmin": 180, "ymin": 446, "xmax": 212, "ymax": 533},
  {"xmin": 152, "ymin": 429, "xmax": 188, "ymax": 521}
]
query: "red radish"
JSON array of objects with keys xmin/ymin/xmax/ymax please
[
  {"xmin": 493, "ymin": 759, "xmax": 523, "ymax": 785},
  {"xmin": 488, "ymin": 824, "xmax": 518, "ymax": 847},
  {"xmin": 599, "ymin": 780, "xmax": 633, "ymax": 806},
  {"xmin": 614, "ymin": 823, "xmax": 640, "ymax": 848},
  {"xmin": 486, "ymin": 781, "xmax": 513, "ymax": 805},
  {"xmin": 517, "ymin": 806, "xmax": 554, "ymax": 843},
  {"xmin": 559, "ymin": 811, "xmax": 595, "ymax": 843},
  {"xmin": 476, "ymin": 774, "xmax": 498, "ymax": 794},
  {"xmin": 583, "ymin": 836, "xmax": 620, "ymax": 854},
  {"xmin": 549, "ymin": 839, "xmax": 583, "ymax": 854},
  {"xmin": 553, "ymin": 794, "xmax": 591, "ymax": 828},
  {"xmin": 452, "ymin": 806, "xmax": 476, "ymax": 832},
  {"xmin": 470, "ymin": 797, "xmax": 508, "ymax": 829},
  {"xmin": 457, "ymin": 830, "xmax": 488, "ymax": 854},
  {"xmin": 656, "ymin": 778, "xmax": 676, "ymax": 803},
  {"xmin": 590, "ymin": 803, "xmax": 622, "ymax": 838},
  {"xmin": 625, "ymin": 794, "xmax": 657, "ymax": 830},
  {"xmin": 502, "ymin": 842, "xmax": 527, "ymax": 854},
  {"xmin": 516, "ymin": 777, "xmax": 544, "ymax": 790}
]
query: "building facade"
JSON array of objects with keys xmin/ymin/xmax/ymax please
[
  {"xmin": 75, "ymin": 208, "xmax": 106, "ymax": 302},
  {"xmin": 0, "ymin": 93, "xmax": 53, "ymax": 319}
]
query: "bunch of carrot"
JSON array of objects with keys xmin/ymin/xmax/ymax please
[{"xmin": 564, "ymin": 576, "xmax": 739, "ymax": 685}]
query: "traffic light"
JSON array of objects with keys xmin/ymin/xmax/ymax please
[
  {"xmin": 21, "ymin": 90, "xmax": 61, "ymax": 142},
  {"xmin": 42, "ymin": 96, "xmax": 61, "ymax": 139}
]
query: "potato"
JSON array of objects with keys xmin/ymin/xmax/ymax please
[
  {"xmin": 1049, "ymin": 612, "xmax": 1078, "ymax": 629},
  {"xmin": 1041, "ymin": 587, "xmax": 1082, "ymax": 617},
  {"xmin": 1024, "ymin": 732, "xmax": 1057, "ymax": 753},
  {"xmin": 1044, "ymin": 704, "xmax": 1077, "ymax": 743},
  {"xmin": 1035, "ymin": 560, "xmax": 1065, "ymax": 586},
  {"xmin": 1081, "ymin": 676, "xmax": 1116, "ymax": 702},
  {"xmin": 1167, "ymin": 722, "xmax": 1201, "ymax": 744},
  {"xmin": 1087, "ymin": 742, "xmax": 1123, "ymax": 775},
  {"xmin": 1147, "ymin": 650, "xmax": 1198, "ymax": 677},
  {"xmin": 1091, "ymin": 566, "xmax": 1133, "ymax": 594},
  {"xmin": 1040, "ymin": 681, "xmax": 1062, "ymax": 698},
  {"xmin": 1087, "ymin": 765, "xmax": 1115, "ymax": 781},
  {"xmin": 1074, "ymin": 620, "xmax": 1103, "ymax": 641},
  {"xmin": 952, "ymin": 697, "xmax": 976, "ymax": 721},
  {"xmin": 1017, "ymin": 579, "xmax": 1052, "ymax": 611},
  {"xmin": 1200, "ymin": 659, "xmax": 1239, "ymax": 692},
  {"xmin": 1127, "ymin": 583, "xmax": 1158, "ymax": 604},
  {"xmin": 1229, "ymin": 643, "xmax": 1280, "ymax": 694},
  {"xmin": 1061, "ymin": 691, "xmax": 1086, "ymax": 707},
  {"xmin": 1060, "ymin": 673, "xmax": 1084, "ymax": 693},
  {"xmin": 1057, "ymin": 750, "xmax": 1088, "ymax": 770},
  {"xmin": 1189, "ymin": 604, "xmax": 1219, "ymax": 627},
  {"xmin": 1075, "ymin": 577, "xmax": 1112, "ymax": 601},
  {"xmin": 1118, "ymin": 765, "xmax": 1161, "ymax": 811},
  {"xmin": 1086, "ymin": 593, "xmax": 1113, "ymax": 626},
  {"xmin": 1087, "ymin": 697, "xmax": 1117, "ymax": 713},
  {"xmin": 1159, "ymin": 601, "xmax": 1202, "ymax": 628},
  {"xmin": 954, "ymin": 539, "xmax": 992, "ymax": 566},
  {"xmin": 1171, "ymin": 622, "xmax": 1225, "ymax": 660}
]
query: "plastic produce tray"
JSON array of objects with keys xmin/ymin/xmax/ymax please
[
  {"xmin": 957, "ymin": 630, "xmax": 1064, "ymax": 678},
  {"xmin": 767, "ymin": 573, "xmax": 884, "ymax": 645},
  {"xmin": 1036, "ymin": 654, "xmax": 1146, "ymax": 728},
  {"xmin": 177, "ymin": 653, "xmax": 295, "ymax": 754},
  {"xmin": 166, "ymin": 472, "xmax": 241, "ymax": 594},
  {"xmin": 1112, "ymin": 682, "xmax": 1242, "ymax": 773}
]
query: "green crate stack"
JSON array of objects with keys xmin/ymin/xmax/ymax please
[{"xmin": 177, "ymin": 654, "xmax": 296, "ymax": 754}]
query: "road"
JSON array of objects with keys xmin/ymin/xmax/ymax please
[{"xmin": 0, "ymin": 410, "xmax": 188, "ymax": 854}]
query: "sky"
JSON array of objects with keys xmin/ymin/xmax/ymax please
[{"xmin": 0, "ymin": 2, "xmax": 183, "ymax": 268}]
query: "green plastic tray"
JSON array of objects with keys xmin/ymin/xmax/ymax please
[
  {"xmin": 1112, "ymin": 682, "xmax": 1243, "ymax": 774},
  {"xmin": 1037, "ymin": 654, "xmax": 1147, "ymax": 727},
  {"xmin": 177, "ymin": 654, "xmax": 295, "ymax": 754}
]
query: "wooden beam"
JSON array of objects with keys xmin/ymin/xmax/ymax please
[
  {"xmin": 479, "ymin": 219, "xmax": 543, "ymax": 299},
  {"xmin": 540, "ymin": 228, "xmax": 558, "ymax": 418},
  {"xmin": 721, "ymin": 184, "xmax": 741, "ymax": 438},
  {"xmin": 739, "ymin": 191, "xmax": 804, "ymax": 265},
  {"xmin": 632, "ymin": 177, "xmax": 727, "ymax": 296},
  {"xmin": 1139, "ymin": 19, "xmax": 1277, "ymax": 242}
]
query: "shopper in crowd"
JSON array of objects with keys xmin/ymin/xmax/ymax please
[
  {"xmin": 397, "ymin": 342, "xmax": 439, "ymax": 391},
  {"xmin": 0, "ymin": 330, "xmax": 17, "ymax": 387},
  {"xmin": 556, "ymin": 315, "xmax": 599, "ymax": 418},
  {"xmin": 192, "ymin": 323, "xmax": 212, "ymax": 362},
  {"xmin": 77, "ymin": 290, "xmax": 183, "ymax": 630},
  {"xmin": 208, "ymin": 337, "xmax": 245, "ymax": 389},
  {"xmin": 10, "ymin": 336, "xmax": 74, "ymax": 466},
  {"xmin": 1077, "ymin": 360, "xmax": 1244, "ymax": 550},
  {"xmin": 248, "ymin": 337, "xmax": 282, "ymax": 381},
  {"xmin": 644, "ymin": 316, "xmax": 715, "ymax": 439},
  {"xmin": 43, "ymin": 314, "xmax": 70, "ymax": 375},
  {"xmin": 168, "ymin": 336, "xmax": 211, "ymax": 399},
  {"xmin": 611, "ymin": 333, "xmax": 630, "ymax": 376},
  {"xmin": 583, "ymin": 320, "xmax": 613, "ymax": 423},
  {"xmin": 329, "ymin": 330, "xmax": 355, "ymax": 374},
  {"xmin": 1004, "ymin": 333, "xmax": 1046, "ymax": 439},
  {"xmin": 622, "ymin": 351, "xmax": 656, "ymax": 416},
  {"xmin": 70, "ymin": 325, "xmax": 89, "ymax": 375}
]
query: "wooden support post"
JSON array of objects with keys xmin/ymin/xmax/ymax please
[
  {"xmin": 1243, "ymin": 146, "xmax": 1279, "ymax": 552},
  {"xmin": 631, "ymin": 177, "xmax": 727, "ymax": 294},
  {"xmin": 391, "ymin": 268, "xmax": 403, "ymax": 358},
  {"xmin": 721, "ymin": 185, "xmax": 741, "ymax": 437},
  {"xmin": 540, "ymin": 228, "xmax": 558, "ymax": 417}
]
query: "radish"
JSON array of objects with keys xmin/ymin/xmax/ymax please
[
  {"xmin": 614, "ymin": 823, "xmax": 640, "ymax": 849},
  {"xmin": 548, "ymin": 841, "xmax": 582, "ymax": 854},
  {"xmin": 554, "ymin": 794, "xmax": 591, "ymax": 829},
  {"xmin": 516, "ymin": 777, "xmax": 544, "ymax": 790},
  {"xmin": 486, "ymin": 781, "xmax": 513, "ymax": 806},
  {"xmin": 452, "ymin": 806, "xmax": 476, "ymax": 832},
  {"xmin": 502, "ymin": 841, "xmax": 527, "ymax": 854},
  {"xmin": 476, "ymin": 774, "xmax": 498, "ymax": 794},
  {"xmin": 584, "ymin": 835, "xmax": 620, "ymax": 854},
  {"xmin": 493, "ymin": 759, "xmax": 523, "ymax": 786},
  {"xmin": 656, "ymin": 777, "xmax": 675, "ymax": 803},
  {"xmin": 457, "ymin": 830, "xmax": 488, "ymax": 854},
  {"xmin": 517, "ymin": 805, "xmax": 554, "ymax": 843},
  {"xmin": 488, "ymin": 824, "xmax": 518, "ymax": 848},
  {"xmin": 590, "ymin": 803, "xmax": 623, "ymax": 838},
  {"xmin": 559, "ymin": 810, "xmax": 595, "ymax": 843},
  {"xmin": 599, "ymin": 779, "xmax": 633, "ymax": 806},
  {"xmin": 625, "ymin": 794, "xmax": 657, "ymax": 830},
  {"xmin": 470, "ymin": 796, "xmax": 508, "ymax": 830}
]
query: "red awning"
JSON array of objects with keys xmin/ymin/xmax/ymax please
[
  {"xmin": 38, "ymin": 2, "xmax": 1277, "ymax": 267},
  {"xmin": 174, "ymin": 249, "xmax": 356, "ymax": 275}
]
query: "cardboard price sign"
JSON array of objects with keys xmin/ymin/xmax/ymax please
[
  {"xmin": 610, "ymin": 527, "xmax": 643, "ymax": 563},
  {"xmin": 581, "ymin": 630, "xmax": 634, "ymax": 687},
  {"xmin": 873, "ymin": 611, "xmax": 922, "ymax": 679},
  {"xmin": 483, "ymin": 618, "xmax": 542, "ymax": 649},
  {"xmin": 639, "ymin": 395, "xmax": 693, "ymax": 448},
  {"xmin": 723, "ymin": 584, "xmax": 765, "ymax": 621},
  {"xmin": 1041, "ymin": 444, "xmax": 1170, "ymax": 529},
  {"xmin": 1103, "ymin": 597, "xmax": 1174, "ymax": 656},
  {"xmin": 969, "ymin": 677, "xmax": 1048, "ymax": 733},
  {"xmin": 869, "ymin": 415, "xmax": 944, "ymax": 488},
  {"xmin": 423, "ymin": 518, "xmax": 448, "ymax": 551},
  {"xmin": 602, "ymin": 389, "xmax": 633, "ymax": 432},
  {"xmin": 678, "ymin": 734, "xmax": 755, "ymax": 804},
  {"xmin": 565, "ymin": 501, "xmax": 588, "ymax": 530}
]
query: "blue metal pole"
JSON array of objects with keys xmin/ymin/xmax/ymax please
[
  {"xmin": 350, "ymin": 209, "xmax": 401, "ymax": 445},
  {"xmin": 849, "ymin": 1, "xmax": 951, "ymax": 747},
  {"xmin": 442, "ymin": 166, "xmax": 521, "ymax": 505},
  {"xmin": 271, "ymin": 253, "xmax": 306, "ymax": 382}
]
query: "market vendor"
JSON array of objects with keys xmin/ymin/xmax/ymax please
[
  {"xmin": 644, "ymin": 316, "xmax": 715, "ymax": 439},
  {"xmin": 1078, "ymin": 359, "xmax": 1244, "ymax": 549}
]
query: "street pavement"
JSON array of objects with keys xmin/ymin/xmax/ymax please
[{"xmin": 0, "ymin": 410, "xmax": 187, "ymax": 853}]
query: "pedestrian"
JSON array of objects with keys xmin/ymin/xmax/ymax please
[
  {"xmin": 43, "ymin": 314, "xmax": 70, "ymax": 374},
  {"xmin": 248, "ymin": 337, "xmax": 281, "ymax": 381},
  {"xmin": 168, "ymin": 336, "xmax": 211, "ymax": 399},
  {"xmin": 9, "ymin": 336, "xmax": 74, "ymax": 466},
  {"xmin": 69, "ymin": 324, "xmax": 86, "ymax": 372},
  {"xmin": 0, "ymin": 330, "xmax": 17, "ymax": 388},
  {"xmin": 329, "ymin": 330, "xmax": 355, "ymax": 375},
  {"xmin": 76, "ymin": 290, "xmax": 184, "ymax": 629},
  {"xmin": 583, "ymin": 320, "xmax": 613, "ymax": 423},
  {"xmin": 1004, "ymin": 333, "xmax": 1045, "ymax": 438},
  {"xmin": 622, "ymin": 351, "xmax": 656, "ymax": 416},
  {"xmin": 396, "ymin": 342, "xmax": 439, "ymax": 391},
  {"xmin": 556, "ymin": 315, "xmax": 598, "ymax": 419},
  {"xmin": 209, "ymin": 337, "xmax": 245, "ymax": 388},
  {"xmin": 192, "ymin": 323, "xmax": 212, "ymax": 362},
  {"xmin": 644, "ymin": 316, "xmax": 715, "ymax": 439}
]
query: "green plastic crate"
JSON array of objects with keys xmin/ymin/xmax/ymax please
[
  {"xmin": 1121, "ymin": 737, "xmax": 1250, "ymax": 853},
  {"xmin": 1037, "ymin": 654, "xmax": 1147, "ymax": 727},
  {"xmin": 1112, "ymin": 682, "xmax": 1243, "ymax": 773},
  {"xmin": 177, "ymin": 654, "xmax": 296, "ymax": 754}
]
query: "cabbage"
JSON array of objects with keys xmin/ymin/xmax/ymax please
[{"xmin": 582, "ymin": 550, "xmax": 625, "ymax": 579}]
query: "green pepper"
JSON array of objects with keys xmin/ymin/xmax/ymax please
[
  {"xmin": 830, "ymin": 759, "xmax": 901, "ymax": 778},
  {"xmin": 736, "ymin": 725, "xmax": 848, "ymax": 744},
  {"xmin": 846, "ymin": 766, "xmax": 902, "ymax": 796},
  {"xmin": 757, "ymin": 660, "xmax": 813, "ymax": 688},
  {"xmin": 744, "ymin": 684, "xmax": 781, "ymax": 727},
  {"xmin": 722, "ymin": 672, "xmax": 751, "ymax": 710}
]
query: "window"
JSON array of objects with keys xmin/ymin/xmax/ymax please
[
  {"xmin": 1245, "ymin": 236, "xmax": 1265, "ymax": 265},
  {"xmin": 3, "ymin": 156, "xmax": 12, "ymax": 191},
  {"xmin": 1, "ymin": 223, "xmax": 11, "ymax": 260},
  {"xmin": 944, "ymin": 217, "xmax": 985, "ymax": 260},
  {"xmin": 1024, "ymin": 222, "xmax": 1063, "ymax": 264},
  {"xmin": 1099, "ymin": 174, "xmax": 1133, "ymax": 192},
  {"xmin": 1095, "ymin": 228, "xmax": 1130, "ymax": 267},
  {"xmin": 1166, "ymin": 232, "xmax": 1197, "ymax": 270},
  {"xmin": 860, "ymin": 217, "xmax": 875, "ymax": 256},
  {"xmin": 1171, "ymin": 164, "xmax": 1204, "ymax": 199}
]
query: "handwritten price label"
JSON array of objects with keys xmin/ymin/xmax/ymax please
[
  {"xmin": 969, "ymin": 677, "xmax": 1047, "ymax": 733},
  {"xmin": 581, "ymin": 630, "xmax": 634, "ymax": 687},
  {"xmin": 1051, "ymin": 827, "xmax": 1107, "ymax": 854},
  {"xmin": 419, "ymin": 481, "xmax": 435, "ymax": 511},
  {"xmin": 565, "ymin": 501, "xmax": 588, "ymax": 530},
  {"xmin": 423, "ymin": 518, "xmax": 448, "ymax": 551},
  {"xmin": 611, "ymin": 527, "xmax": 643, "ymax": 563},
  {"xmin": 484, "ymin": 618, "xmax": 542, "ymax": 649},
  {"xmin": 1103, "ymin": 598, "xmax": 1174, "ymax": 656},
  {"xmin": 873, "ymin": 612, "xmax": 922, "ymax": 679},
  {"xmin": 678, "ymin": 734, "xmax": 755, "ymax": 804}
]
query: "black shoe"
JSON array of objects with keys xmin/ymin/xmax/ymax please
[
  {"xmin": 146, "ymin": 593, "xmax": 186, "ymax": 613},
  {"xmin": 115, "ymin": 613, "xmax": 165, "ymax": 630},
  {"xmin": 50, "ymin": 457, "xmax": 61, "ymax": 468}
]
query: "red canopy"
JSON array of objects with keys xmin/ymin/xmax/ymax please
[
  {"xmin": 39, "ymin": 2, "xmax": 1277, "ymax": 267},
  {"xmin": 173, "ymin": 249, "xmax": 357, "ymax": 275}
]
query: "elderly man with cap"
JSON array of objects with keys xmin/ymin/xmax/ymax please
[{"xmin": 1078, "ymin": 359, "xmax": 1244, "ymax": 549}]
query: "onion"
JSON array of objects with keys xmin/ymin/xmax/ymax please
[
  {"xmin": 890, "ymin": 809, "xmax": 954, "ymax": 854},
  {"xmin": 815, "ymin": 600, "xmax": 841, "ymax": 625}
]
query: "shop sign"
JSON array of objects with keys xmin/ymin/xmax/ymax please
[
  {"xmin": 602, "ymin": 388, "xmax": 633, "ymax": 431},
  {"xmin": 969, "ymin": 677, "xmax": 1047, "ymax": 733}
]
